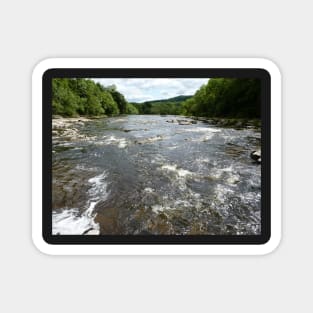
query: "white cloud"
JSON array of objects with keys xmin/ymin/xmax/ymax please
[{"xmin": 93, "ymin": 78, "xmax": 209, "ymax": 102}]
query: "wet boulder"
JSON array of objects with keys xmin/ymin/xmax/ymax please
[
  {"xmin": 250, "ymin": 150, "xmax": 261, "ymax": 163},
  {"xmin": 95, "ymin": 207, "xmax": 119, "ymax": 235}
]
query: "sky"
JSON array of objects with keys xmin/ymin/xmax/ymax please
[{"xmin": 93, "ymin": 78, "xmax": 209, "ymax": 103}]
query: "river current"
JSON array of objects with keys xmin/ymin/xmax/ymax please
[{"xmin": 52, "ymin": 115, "xmax": 261, "ymax": 235}]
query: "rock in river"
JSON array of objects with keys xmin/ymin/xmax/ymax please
[
  {"xmin": 177, "ymin": 119, "xmax": 192, "ymax": 125},
  {"xmin": 250, "ymin": 150, "xmax": 261, "ymax": 163}
]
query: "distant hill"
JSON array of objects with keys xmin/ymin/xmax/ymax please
[
  {"xmin": 132, "ymin": 95, "xmax": 192, "ymax": 115},
  {"xmin": 132, "ymin": 95, "xmax": 192, "ymax": 105}
]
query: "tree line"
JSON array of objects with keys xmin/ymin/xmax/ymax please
[
  {"xmin": 182, "ymin": 78, "xmax": 261, "ymax": 118},
  {"xmin": 52, "ymin": 78, "xmax": 260, "ymax": 118},
  {"xmin": 52, "ymin": 78, "xmax": 138, "ymax": 117},
  {"xmin": 132, "ymin": 96, "xmax": 191, "ymax": 115}
]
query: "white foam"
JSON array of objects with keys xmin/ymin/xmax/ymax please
[
  {"xmin": 183, "ymin": 127, "xmax": 221, "ymax": 133},
  {"xmin": 177, "ymin": 168, "xmax": 192, "ymax": 177},
  {"xmin": 162, "ymin": 164, "xmax": 177, "ymax": 171},
  {"xmin": 75, "ymin": 164, "xmax": 97, "ymax": 171},
  {"xmin": 52, "ymin": 171, "xmax": 109, "ymax": 235},
  {"xmin": 118, "ymin": 141, "xmax": 127, "ymax": 148},
  {"xmin": 174, "ymin": 199, "xmax": 191, "ymax": 207},
  {"xmin": 136, "ymin": 136, "xmax": 164, "ymax": 144},
  {"xmin": 151, "ymin": 204, "xmax": 164, "ymax": 213},
  {"xmin": 151, "ymin": 204, "xmax": 171, "ymax": 213},
  {"xmin": 85, "ymin": 201, "xmax": 98, "ymax": 215},
  {"xmin": 100, "ymin": 135, "xmax": 128, "ymax": 148},
  {"xmin": 221, "ymin": 165, "xmax": 233, "ymax": 172},
  {"xmin": 144, "ymin": 187, "xmax": 154, "ymax": 193},
  {"xmin": 146, "ymin": 136, "xmax": 164, "ymax": 142},
  {"xmin": 88, "ymin": 171, "xmax": 108, "ymax": 201},
  {"xmin": 201, "ymin": 134, "xmax": 215, "ymax": 141},
  {"xmin": 189, "ymin": 133, "xmax": 215, "ymax": 142},
  {"xmin": 209, "ymin": 166, "xmax": 240, "ymax": 183},
  {"xmin": 214, "ymin": 184, "xmax": 235, "ymax": 203},
  {"xmin": 111, "ymin": 118, "xmax": 127, "ymax": 123},
  {"xmin": 161, "ymin": 164, "xmax": 193, "ymax": 177},
  {"xmin": 226, "ymin": 174, "xmax": 240, "ymax": 185},
  {"xmin": 52, "ymin": 207, "xmax": 100, "ymax": 235}
]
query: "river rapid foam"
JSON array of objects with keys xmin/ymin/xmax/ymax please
[{"xmin": 52, "ymin": 171, "xmax": 108, "ymax": 235}]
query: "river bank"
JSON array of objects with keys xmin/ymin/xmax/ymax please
[
  {"xmin": 53, "ymin": 114, "xmax": 261, "ymax": 129},
  {"xmin": 188, "ymin": 116, "xmax": 261, "ymax": 128}
]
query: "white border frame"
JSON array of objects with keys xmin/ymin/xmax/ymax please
[{"xmin": 32, "ymin": 58, "xmax": 281, "ymax": 255}]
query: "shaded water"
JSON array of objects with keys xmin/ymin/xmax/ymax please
[{"xmin": 52, "ymin": 115, "xmax": 261, "ymax": 235}]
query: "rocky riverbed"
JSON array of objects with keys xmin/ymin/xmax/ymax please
[{"xmin": 52, "ymin": 115, "xmax": 261, "ymax": 235}]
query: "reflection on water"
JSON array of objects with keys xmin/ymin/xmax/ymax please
[{"xmin": 52, "ymin": 115, "xmax": 261, "ymax": 235}]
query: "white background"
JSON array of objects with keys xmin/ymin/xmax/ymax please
[{"xmin": 0, "ymin": 0, "xmax": 311, "ymax": 312}]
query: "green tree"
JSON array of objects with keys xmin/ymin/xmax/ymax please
[
  {"xmin": 125, "ymin": 103, "xmax": 139, "ymax": 114},
  {"xmin": 106, "ymin": 85, "xmax": 128, "ymax": 114},
  {"xmin": 182, "ymin": 78, "xmax": 261, "ymax": 118},
  {"xmin": 52, "ymin": 78, "xmax": 124, "ymax": 117}
]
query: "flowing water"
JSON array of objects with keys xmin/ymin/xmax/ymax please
[{"xmin": 52, "ymin": 115, "xmax": 261, "ymax": 235}]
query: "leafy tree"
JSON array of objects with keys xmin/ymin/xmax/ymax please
[
  {"xmin": 52, "ymin": 78, "xmax": 260, "ymax": 119},
  {"xmin": 182, "ymin": 78, "xmax": 261, "ymax": 118},
  {"xmin": 85, "ymin": 95, "xmax": 104, "ymax": 115},
  {"xmin": 125, "ymin": 103, "xmax": 139, "ymax": 114},
  {"xmin": 52, "ymin": 78, "xmax": 124, "ymax": 117},
  {"xmin": 52, "ymin": 78, "xmax": 80, "ymax": 116},
  {"xmin": 99, "ymin": 91, "xmax": 119, "ymax": 115},
  {"xmin": 105, "ymin": 85, "xmax": 128, "ymax": 114}
]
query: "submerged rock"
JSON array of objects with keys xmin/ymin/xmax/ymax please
[
  {"xmin": 95, "ymin": 208, "xmax": 119, "ymax": 235},
  {"xmin": 167, "ymin": 119, "xmax": 196, "ymax": 125},
  {"xmin": 177, "ymin": 119, "xmax": 192, "ymax": 125},
  {"xmin": 134, "ymin": 135, "xmax": 163, "ymax": 145}
]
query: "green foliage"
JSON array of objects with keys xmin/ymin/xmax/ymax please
[
  {"xmin": 52, "ymin": 78, "xmax": 260, "ymax": 119},
  {"xmin": 52, "ymin": 78, "xmax": 80, "ymax": 116},
  {"xmin": 133, "ymin": 95, "xmax": 192, "ymax": 115},
  {"xmin": 52, "ymin": 78, "xmax": 123, "ymax": 117},
  {"xmin": 125, "ymin": 103, "xmax": 139, "ymax": 114},
  {"xmin": 105, "ymin": 85, "xmax": 128, "ymax": 114},
  {"xmin": 182, "ymin": 78, "xmax": 261, "ymax": 118}
]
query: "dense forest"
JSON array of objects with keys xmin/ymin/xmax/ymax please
[
  {"xmin": 52, "ymin": 78, "xmax": 138, "ymax": 117},
  {"xmin": 182, "ymin": 78, "xmax": 261, "ymax": 118},
  {"xmin": 52, "ymin": 78, "xmax": 260, "ymax": 119},
  {"xmin": 132, "ymin": 96, "xmax": 191, "ymax": 115}
]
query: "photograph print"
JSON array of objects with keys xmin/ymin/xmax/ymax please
[{"xmin": 51, "ymin": 77, "xmax": 262, "ymax": 236}]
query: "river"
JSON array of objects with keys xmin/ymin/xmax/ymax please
[{"xmin": 52, "ymin": 115, "xmax": 261, "ymax": 235}]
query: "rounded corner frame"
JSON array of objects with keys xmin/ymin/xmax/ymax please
[{"xmin": 32, "ymin": 58, "xmax": 281, "ymax": 255}]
